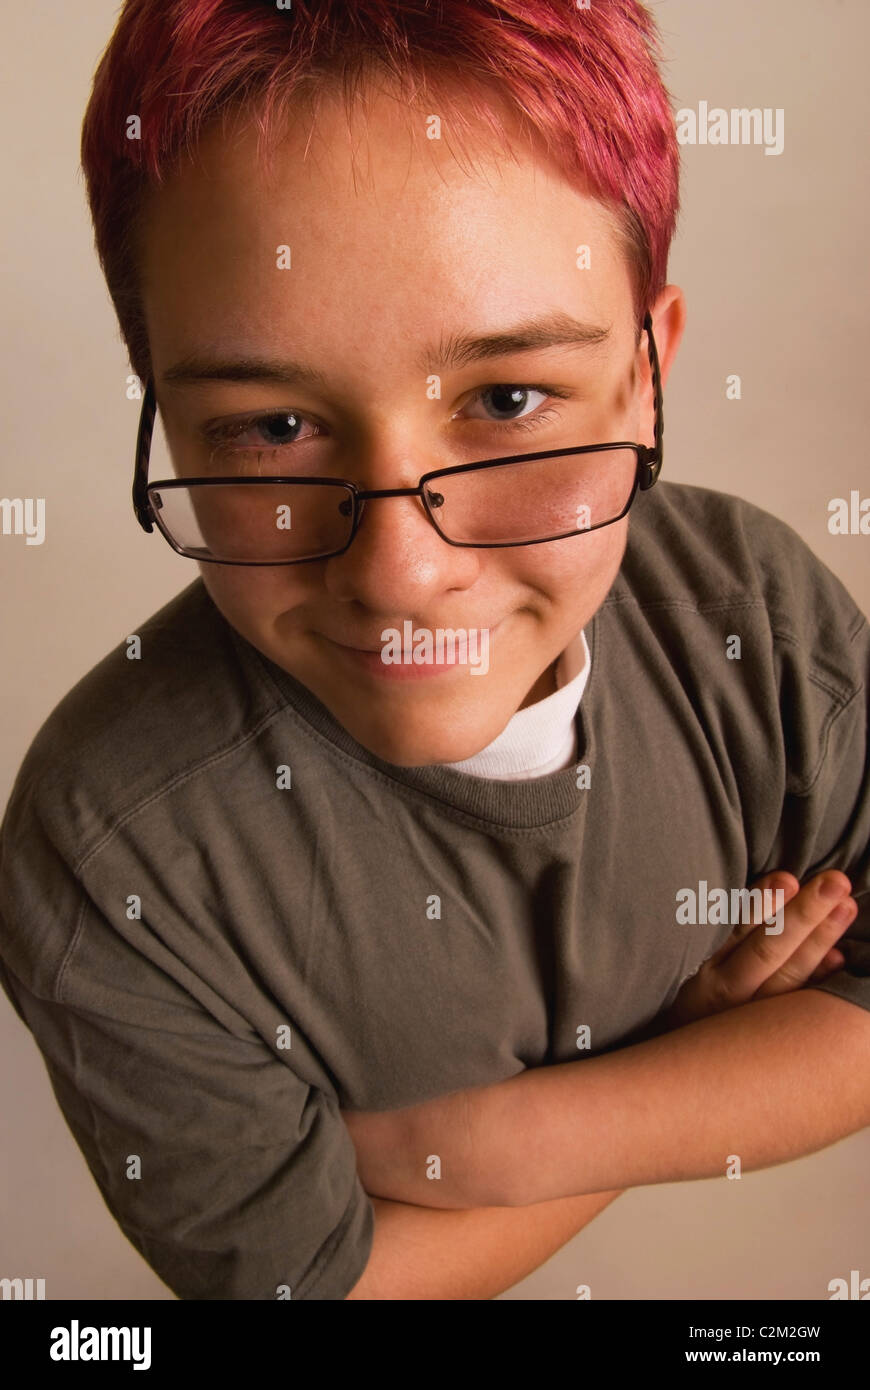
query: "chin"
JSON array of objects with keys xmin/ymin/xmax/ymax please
[
  {"xmin": 338, "ymin": 711, "xmax": 492, "ymax": 768},
  {"xmin": 356, "ymin": 732, "xmax": 473, "ymax": 769}
]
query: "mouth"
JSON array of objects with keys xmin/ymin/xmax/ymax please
[
  {"xmin": 324, "ymin": 620, "xmax": 504, "ymax": 653},
  {"xmin": 319, "ymin": 620, "xmax": 501, "ymax": 680},
  {"xmin": 327, "ymin": 640, "xmax": 382, "ymax": 653}
]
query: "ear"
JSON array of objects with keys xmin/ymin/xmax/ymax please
[
  {"xmin": 633, "ymin": 286, "xmax": 686, "ymax": 450},
  {"xmin": 647, "ymin": 285, "xmax": 687, "ymax": 390}
]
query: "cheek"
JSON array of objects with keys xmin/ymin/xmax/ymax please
[
  {"xmin": 198, "ymin": 565, "xmax": 309, "ymax": 635},
  {"xmin": 503, "ymin": 517, "xmax": 628, "ymax": 596}
]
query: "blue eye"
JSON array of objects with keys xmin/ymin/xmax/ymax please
[
  {"xmin": 202, "ymin": 382, "xmax": 573, "ymax": 454},
  {"xmin": 469, "ymin": 384, "xmax": 573, "ymax": 434},
  {"xmin": 469, "ymin": 385, "xmax": 547, "ymax": 423}
]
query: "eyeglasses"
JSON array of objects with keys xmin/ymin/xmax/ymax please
[{"xmin": 132, "ymin": 311, "xmax": 663, "ymax": 565}]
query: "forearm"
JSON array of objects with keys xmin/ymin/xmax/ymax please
[
  {"xmin": 366, "ymin": 990, "xmax": 870, "ymax": 1209},
  {"xmin": 492, "ymin": 990, "xmax": 870, "ymax": 1206},
  {"xmin": 344, "ymin": 1188, "xmax": 623, "ymax": 1299}
]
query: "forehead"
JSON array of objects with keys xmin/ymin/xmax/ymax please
[{"xmin": 138, "ymin": 85, "xmax": 631, "ymax": 362}]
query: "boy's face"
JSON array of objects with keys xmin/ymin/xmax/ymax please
[{"xmin": 139, "ymin": 85, "xmax": 677, "ymax": 766}]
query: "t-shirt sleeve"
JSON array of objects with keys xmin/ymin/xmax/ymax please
[
  {"xmin": 753, "ymin": 532, "xmax": 870, "ymax": 1014},
  {"xmin": 797, "ymin": 669, "xmax": 870, "ymax": 1012},
  {"xmin": 0, "ymin": 788, "xmax": 374, "ymax": 1301}
]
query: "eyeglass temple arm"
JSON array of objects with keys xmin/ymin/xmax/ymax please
[
  {"xmin": 133, "ymin": 377, "xmax": 157, "ymax": 532},
  {"xmin": 638, "ymin": 310, "xmax": 664, "ymax": 491}
]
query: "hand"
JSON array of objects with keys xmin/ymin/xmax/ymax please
[{"xmin": 661, "ymin": 869, "xmax": 857, "ymax": 1029}]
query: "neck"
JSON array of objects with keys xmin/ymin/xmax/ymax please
[{"xmin": 518, "ymin": 661, "xmax": 557, "ymax": 710}]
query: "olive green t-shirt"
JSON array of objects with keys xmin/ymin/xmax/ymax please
[{"xmin": 0, "ymin": 480, "xmax": 867, "ymax": 1299}]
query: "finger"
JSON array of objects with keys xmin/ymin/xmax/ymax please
[
  {"xmin": 713, "ymin": 872, "xmax": 852, "ymax": 1002},
  {"xmin": 753, "ymin": 897, "xmax": 857, "ymax": 997},
  {"xmin": 705, "ymin": 873, "xmax": 800, "ymax": 968},
  {"xmin": 806, "ymin": 947, "xmax": 847, "ymax": 982}
]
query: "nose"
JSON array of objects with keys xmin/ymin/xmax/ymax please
[{"xmin": 323, "ymin": 476, "xmax": 479, "ymax": 611}]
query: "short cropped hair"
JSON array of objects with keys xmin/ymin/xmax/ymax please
[{"xmin": 80, "ymin": 0, "xmax": 680, "ymax": 383}]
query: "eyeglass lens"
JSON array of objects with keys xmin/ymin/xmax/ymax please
[{"xmin": 147, "ymin": 446, "xmax": 639, "ymax": 563}]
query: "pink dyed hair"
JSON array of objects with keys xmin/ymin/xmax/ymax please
[{"xmin": 80, "ymin": 0, "xmax": 680, "ymax": 382}]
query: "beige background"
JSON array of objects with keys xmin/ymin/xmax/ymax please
[{"xmin": 1, "ymin": 0, "xmax": 868, "ymax": 1299}]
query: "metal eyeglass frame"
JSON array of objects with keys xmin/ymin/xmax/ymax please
[{"xmin": 132, "ymin": 310, "xmax": 663, "ymax": 566}]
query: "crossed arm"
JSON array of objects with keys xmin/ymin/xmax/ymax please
[
  {"xmin": 342, "ymin": 873, "xmax": 870, "ymax": 1297},
  {"xmin": 343, "ymin": 1188, "xmax": 626, "ymax": 1299},
  {"xmin": 344, "ymin": 989, "xmax": 870, "ymax": 1216}
]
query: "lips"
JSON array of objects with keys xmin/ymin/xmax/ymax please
[{"xmin": 326, "ymin": 622, "xmax": 504, "ymax": 652}]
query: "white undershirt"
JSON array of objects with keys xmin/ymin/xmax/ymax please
[{"xmin": 443, "ymin": 630, "xmax": 590, "ymax": 780}]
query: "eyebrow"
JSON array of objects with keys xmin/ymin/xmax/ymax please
[{"xmin": 160, "ymin": 312, "xmax": 612, "ymax": 388}]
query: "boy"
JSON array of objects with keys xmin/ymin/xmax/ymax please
[{"xmin": 0, "ymin": 0, "xmax": 867, "ymax": 1301}]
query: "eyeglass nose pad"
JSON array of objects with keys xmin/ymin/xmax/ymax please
[
  {"xmin": 338, "ymin": 497, "xmax": 353, "ymax": 518},
  {"xmin": 425, "ymin": 490, "xmax": 444, "ymax": 510}
]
